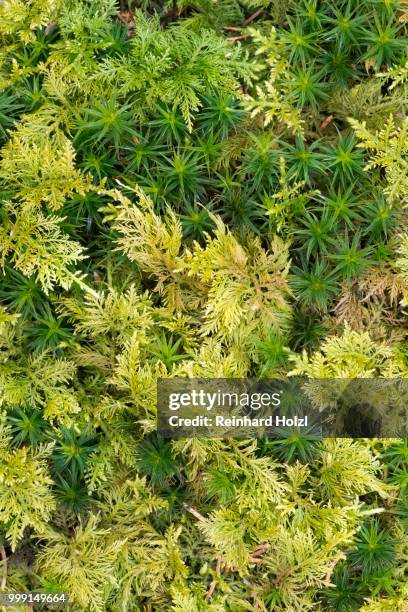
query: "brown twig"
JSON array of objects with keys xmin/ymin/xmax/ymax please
[
  {"xmin": 223, "ymin": 26, "xmax": 242, "ymax": 31},
  {"xmin": 320, "ymin": 114, "xmax": 334, "ymax": 130},
  {"xmin": 182, "ymin": 503, "xmax": 208, "ymax": 523},
  {"xmin": 243, "ymin": 8, "xmax": 264, "ymax": 26},
  {"xmin": 248, "ymin": 542, "xmax": 271, "ymax": 564},
  {"xmin": 1, "ymin": 546, "xmax": 7, "ymax": 591},
  {"xmin": 117, "ymin": 11, "xmax": 134, "ymax": 25},
  {"xmin": 206, "ymin": 555, "xmax": 222, "ymax": 600},
  {"xmin": 251, "ymin": 543, "xmax": 270, "ymax": 558},
  {"xmin": 323, "ymin": 551, "xmax": 346, "ymax": 587},
  {"xmin": 45, "ymin": 23, "xmax": 57, "ymax": 36},
  {"xmin": 227, "ymin": 35, "xmax": 251, "ymax": 41}
]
